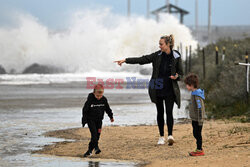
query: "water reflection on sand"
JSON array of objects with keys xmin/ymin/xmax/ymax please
[{"xmin": 0, "ymin": 81, "xmax": 190, "ymax": 167}]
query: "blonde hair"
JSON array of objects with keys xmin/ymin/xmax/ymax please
[{"xmin": 160, "ymin": 34, "xmax": 174, "ymax": 49}]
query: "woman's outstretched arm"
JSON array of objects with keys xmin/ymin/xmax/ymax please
[
  {"xmin": 114, "ymin": 59, "xmax": 126, "ymax": 66},
  {"xmin": 114, "ymin": 51, "xmax": 157, "ymax": 66}
]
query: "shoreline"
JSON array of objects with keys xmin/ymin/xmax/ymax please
[
  {"xmin": 32, "ymin": 154, "xmax": 140, "ymax": 165},
  {"xmin": 33, "ymin": 120, "xmax": 250, "ymax": 167}
]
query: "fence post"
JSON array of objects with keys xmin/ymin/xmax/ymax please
[
  {"xmin": 222, "ymin": 46, "xmax": 226, "ymax": 61},
  {"xmin": 189, "ymin": 45, "xmax": 192, "ymax": 72},
  {"xmin": 215, "ymin": 46, "xmax": 219, "ymax": 65},
  {"xmin": 246, "ymin": 51, "xmax": 249, "ymax": 103},
  {"xmin": 202, "ymin": 48, "xmax": 206, "ymax": 79}
]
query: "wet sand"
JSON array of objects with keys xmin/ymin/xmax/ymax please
[
  {"xmin": 0, "ymin": 81, "xmax": 189, "ymax": 166},
  {"xmin": 34, "ymin": 120, "xmax": 250, "ymax": 167},
  {"xmin": 0, "ymin": 82, "xmax": 155, "ymax": 110}
]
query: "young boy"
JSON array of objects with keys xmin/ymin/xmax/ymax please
[
  {"xmin": 184, "ymin": 74, "xmax": 205, "ymax": 156},
  {"xmin": 82, "ymin": 84, "xmax": 114, "ymax": 157}
]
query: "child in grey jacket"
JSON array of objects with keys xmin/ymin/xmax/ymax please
[{"xmin": 184, "ymin": 73, "xmax": 205, "ymax": 156}]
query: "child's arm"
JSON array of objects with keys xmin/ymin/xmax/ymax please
[
  {"xmin": 195, "ymin": 96, "xmax": 204, "ymax": 126},
  {"xmin": 82, "ymin": 94, "xmax": 92, "ymax": 127},
  {"xmin": 104, "ymin": 98, "xmax": 114, "ymax": 122}
]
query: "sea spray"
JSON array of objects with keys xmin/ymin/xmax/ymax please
[{"xmin": 0, "ymin": 9, "xmax": 197, "ymax": 73}]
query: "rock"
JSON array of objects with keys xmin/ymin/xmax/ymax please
[
  {"xmin": 0, "ymin": 65, "xmax": 6, "ymax": 74},
  {"xmin": 23, "ymin": 63, "xmax": 65, "ymax": 74},
  {"xmin": 10, "ymin": 69, "xmax": 16, "ymax": 74},
  {"xmin": 139, "ymin": 68, "xmax": 152, "ymax": 75}
]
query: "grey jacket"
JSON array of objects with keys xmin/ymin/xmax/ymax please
[
  {"xmin": 125, "ymin": 50, "xmax": 183, "ymax": 108},
  {"xmin": 189, "ymin": 89, "xmax": 206, "ymax": 125}
]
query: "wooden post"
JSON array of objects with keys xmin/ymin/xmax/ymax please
[
  {"xmin": 215, "ymin": 46, "xmax": 219, "ymax": 65},
  {"xmin": 202, "ymin": 48, "xmax": 205, "ymax": 79},
  {"xmin": 222, "ymin": 46, "xmax": 226, "ymax": 61},
  {"xmin": 197, "ymin": 44, "xmax": 200, "ymax": 52},
  {"xmin": 189, "ymin": 45, "xmax": 192, "ymax": 72},
  {"xmin": 246, "ymin": 51, "xmax": 248, "ymax": 71}
]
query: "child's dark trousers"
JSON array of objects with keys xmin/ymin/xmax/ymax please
[
  {"xmin": 192, "ymin": 120, "xmax": 203, "ymax": 150},
  {"xmin": 87, "ymin": 119, "xmax": 102, "ymax": 152}
]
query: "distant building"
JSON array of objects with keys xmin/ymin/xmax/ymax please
[{"xmin": 151, "ymin": 3, "xmax": 189, "ymax": 24}]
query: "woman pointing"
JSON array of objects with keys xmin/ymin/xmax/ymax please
[{"xmin": 114, "ymin": 34, "xmax": 183, "ymax": 145}]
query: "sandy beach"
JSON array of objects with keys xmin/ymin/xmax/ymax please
[
  {"xmin": 33, "ymin": 120, "xmax": 250, "ymax": 167},
  {"xmin": 1, "ymin": 78, "xmax": 248, "ymax": 167}
]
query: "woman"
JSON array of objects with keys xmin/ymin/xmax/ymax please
[{"xmin": 114, "ymin": 34, "xmax": 183, "ymax": 145}]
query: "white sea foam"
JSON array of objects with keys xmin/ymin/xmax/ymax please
[
  {"xmin": 0, "ymin": 71, "xmax": 150, "ymax": 85},
  {"xmin": 0, "ymin": 9, "xmax": 197, "ymax": 74}
]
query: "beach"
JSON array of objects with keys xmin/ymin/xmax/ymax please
[
  {"xmin": 34, "ymin": 120, "xmax": 250, "ymax": 167},
  {"xmin": 1, "ymin": 74, "xmax": 249, "ymax": 167},
  {"xmin": 0, "ymin": 74, "xmax": 189, "ymax": 167}
]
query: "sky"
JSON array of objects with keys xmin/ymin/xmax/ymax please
[{"xmin": 0, "ymin": 0, "xmax": 249, "ymax": 29}]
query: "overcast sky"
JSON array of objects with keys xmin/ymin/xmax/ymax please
[{"xmin": 0, "ymin": 0, "xmax": 249, "ymax": 29}]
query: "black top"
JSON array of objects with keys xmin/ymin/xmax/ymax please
[
  {"xmin": 82, "ymin": 93, "xmax": 113, "ymax": 123},
  {"xmin": 157, "ymin": 51, "xmax": 174, "ymax": 98},
  {"xmin": 125, "ymin": 49, "xmax": 183, "ymax": 107}
]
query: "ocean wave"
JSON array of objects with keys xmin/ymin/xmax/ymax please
[{"xmin": 0, "ymin": 70, "xmax": 150, "ymax": 85}]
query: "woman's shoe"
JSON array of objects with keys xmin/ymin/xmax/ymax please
[
  {"xmin": 157, "ymin": 136, "xmax": 165, "ymax": 145},
  {"xmin": 167, "ymin": 135, "xmax": 175, "ymax": 145}
]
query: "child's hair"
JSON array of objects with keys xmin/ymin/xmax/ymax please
[
  {"xmin": 160, "ymin": 34, "xmax": 174, "ymax": 49},
  {"xmin": 184, "ymin": 73, "xmax": 199, "ymax": 88},
  {"xmin": 93, "ymin": 84, "xmax": 104, "ymax": 93}
]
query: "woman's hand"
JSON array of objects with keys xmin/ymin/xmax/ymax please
[
  {"xmin": 110, "ymin": 118, "xmax": 114, "ymax": 122},
  {"xmin": 170, "ymin": 73, "xmax": 178, "ymax": 80},
  {"xmin": 114, "ymin": 59, "xmax": 126, "ymax": 66}
]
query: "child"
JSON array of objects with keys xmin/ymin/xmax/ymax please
[
  {"xmin": 184, "ymin": 74, "xmax": 205, "ymax": 156},
  {"xmin": 82, "ymin": 84, "xmax": 114, "ymax": 157}
]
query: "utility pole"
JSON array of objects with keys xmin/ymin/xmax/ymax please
[
  {"xmin": 128, "ymin": 0, "xmax": 131, "ymax": 18},
  {"xmin": 195, "ymin": 0, "xmax": 199, "ymax": 40},
  {"xmin": 175, "ymin": 0, "xmax": 178, "ymax": 6},
  {"xmin": 174, "ymin": 0, "xmax": 178, "ymax": 17},
  {"xmin": 166, "ymin": 0, "xmax": 170, "ymax": 13},
  {"xmin": 147, "ymin": 0, "xmax": 150, "ymax": 19},
  {"xmin": 208, "ymin": 0, "xmax": 212, "ymax": 43}
]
